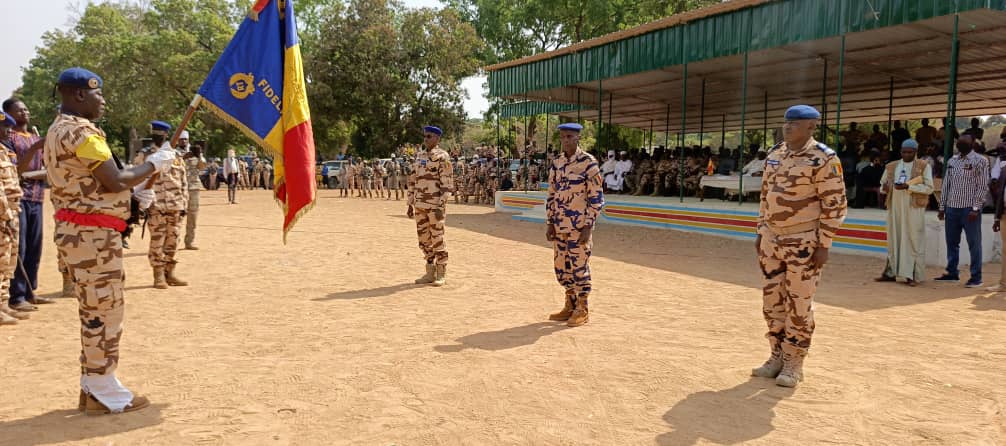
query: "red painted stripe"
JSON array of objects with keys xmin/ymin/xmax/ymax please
[
  {"xmin": 606, "ymin": 207, "xmax": 886, "ymax": 241},
  {"xmin": 281, "ymin": 120, "xmax": 316, "ymax": 231},
  {"xmin": 252, "ymin": 0, "xmax": 271, "ymax": 13},
  {"xmin": 606, "ymin": 208, "xmax": 757, "ymax": 227}
]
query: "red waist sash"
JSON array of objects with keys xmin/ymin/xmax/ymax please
[{"xmin": 55, "ymin": 209, "xmax": 127, "ymax": 232}]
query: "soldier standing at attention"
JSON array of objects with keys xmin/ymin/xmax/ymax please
[
  {"xmin": 362, "ymin": 161, "xmax": 374, "ymax": 199},
  {"xmin": 752, "ymin": 105, "xmax": 847, "ymax": 388},
  {"xmin": 385, "ymin": 156, "xmax": 401, "ymax": 201},
  {"xmin": 180, "ymin": 133, "xmax": 205, "ymax": 250},
  {"xmin": 147, "ymin": 120, "xmax": 189, "ymax": 289},
  {"xmin": 373, "ymin": 160, "xmax": 385, "ymax": 199},
  {"xmin": 47, "ymin": 67, "xmax": 176, "ymax": 413},
  {"xmin": 546, "ymin": 123, "xmax": 604, "ymax": 327},
  {"xmin": 407, "ymin": 126, "xmax": 454, "ymax": 287},
  {"xmin": 399, "ymin": 157, "xmax": 411, "ymax": 200},
  {"xmin": 345, "ymin": 158, "xmax": 358, "ymax": 197}
]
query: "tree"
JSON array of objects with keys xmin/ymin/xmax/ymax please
[{"xmin": 307, "ymin": 0, "xmax": 483, "ymax": 158}]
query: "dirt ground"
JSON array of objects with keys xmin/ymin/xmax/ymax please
[{"xmin": 1, "ymin": 188, "xmax": 1004, "ymax": 446}]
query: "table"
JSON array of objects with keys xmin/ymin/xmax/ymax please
[{"xmin": 698, "ymin": 174, "xmax": 762, "ymax": 200}]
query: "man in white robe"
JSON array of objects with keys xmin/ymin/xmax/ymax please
[{"xmin": 876, "ymin": 139, "xmax": 933, "ymax": 286}]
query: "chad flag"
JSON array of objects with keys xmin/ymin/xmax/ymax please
[{"xmin": 197, "ymin": 0, "xmax": 315, "ymax": 241}]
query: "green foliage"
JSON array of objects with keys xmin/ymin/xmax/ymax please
[{"xmin": 19, "ymin": 0, "xmax": 482, "ymax": 160}]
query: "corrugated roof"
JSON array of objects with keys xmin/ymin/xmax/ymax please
[{"xmin": 484, "ymin": 0, "xmax": 771, "ymax": 72}]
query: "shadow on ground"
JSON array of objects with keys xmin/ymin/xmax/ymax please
[
  {"xmin": 450, "ymin": 211, "xmax": 980, "ymax": 312},
  {"xmin": 434, "ymin": 321, "xmax": 570, "ymax": 352},
  {"xmin": 314, "ymin": 283, "xmax": 416, "ymax": 301},
  {"xmin": 656, "ymin": 378, "xmax": 792, "ymax": 446},
  {"xmin": 0, "ymin": 404, "xmax": 166, "ymax": 446}
]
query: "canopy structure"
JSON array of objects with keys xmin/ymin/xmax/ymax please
[{"xmin": 486, "ymin": 0, "xmax": 1006, "ymax": 146}]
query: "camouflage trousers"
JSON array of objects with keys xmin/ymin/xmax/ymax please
[
  {"xmin": 148, "ymin": 210, "xmax": 182, "ymax": 269},
  {"xmin": 757, "ymin": 230, "xmax": 820, "ymax": 354},
  {"xmin": 55, "ymin": 221, "xmax": 125, "ymax": 376},
  {"xmin": 184, "ymin": 189, "xmax": 199, "ymax": 247},
  {"xmin": 415, "ymin": 207, "xmax": 448, "ymax": 265},
  {"xmin": 553, "ymin": 230, "xmax": 592, "ymax": 296},
  {"xmin": 0, "ymin": 220, "xmax": 18, "ymax": 304}
]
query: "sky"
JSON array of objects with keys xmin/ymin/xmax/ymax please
[{"xmin": 5, "ymin": 0, "xmax": 489, "ymax": 119}]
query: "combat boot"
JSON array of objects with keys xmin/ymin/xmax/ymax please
[
  {"xmin": 164, "ymin": 265, "xmax": 188, "ymax": 287},
  {"xmin": 153, "ymin": 268, "xmax": 169, "ymax": 289},
  {"xmin": 775, "ymin": 346, "xmax": 806, "ymax": 388},
  {"xmin": 61, "ymin": 272, "xmax": 76, "ymax": 298},
  {"xmin": 84, "ymin": 393, "xmax": 151, "ymax": 416},
  {"xmin": 548, "ymin": 290, "xmax": 576, "ymax": 321},
  {"xmin": 751, "ymin": 339, "xmax": 784, "ymax": 378},
  {"xmin": 415, "ymin": 263, "xmax": 435, "ymax": 284},
  {"xmin": 432, "ymin": 264, "xmax": 447, "ymax": 287},
  {"xmin": 566, "ymin": 295, "xmax": 589, "ymax": 327}
]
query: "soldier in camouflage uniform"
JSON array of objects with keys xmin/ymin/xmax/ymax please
[
  {"xmin": 0, "ymin": 112, "xmax": 27, "ymax": 324},
  {"xmin": 180, "ymin": 133, "xmax": 205, "ymax": 250},
  {"xmin": 251, "ymin": 158, "xmax": 263, "ymax": 189},
  {"xmin": 47, "ymin": 67, "xmax": 175, "ymax": 413},
  {"xmin": 652, "ymin": 152, "xmax": 675, "ymax": 196},
  {"xmin": 361, "ymin": 161, "xmax": 374, "ymax": 199},
  {"xmin": 238, "ymin": 158, "xmax": 249, "ymax": 190},
  {"xmin": 752, "ymin": 105, "xmax": 847, "ymax": 388},
  {"xmin": 399, "ymin": 158, "xmax": 411, "ymax": 199},
  {"xmin": 486, "ymin": 162, "xmax": 498, "ymax": 205},
  {"xmin": 373, "ymin": 160, "xmax": 385, "ymax": 199},
  {"xmin": 407, "ymin": 126, "xmax": 454, "ymax": 287},
  {"xmin": 546, "ymin": 123, "xmax": 604, "ymax": 327},
  {"xmin": 453, "ymin": 158, "xmax": 464, "ymax": 204},
  {"xmin": 145, "ymin": 120, "xmax": 189, "ymax": 289},
  {"xmin": 385, "ymin": 156, "xmax": 401, "ymax": 200},
  {"xmin": 632, "ymin": 154, "xmax": 656, "ymax": 195}
]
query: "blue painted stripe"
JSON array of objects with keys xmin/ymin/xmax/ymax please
[
  {"xmin": 499, "ymin": 205, "xmax": 534, "ymax": 212},
  {"xmin": 604, "ymin": 200, "xmax": 760, "ymax": 217},
  {"xmin": 602, "ymin": 215, "xmax": 886, "ymax": 253}
]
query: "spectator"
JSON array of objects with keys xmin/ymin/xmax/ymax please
[
  {"xmin": 855, "ymin": 154, "xmax": 884, "ymax": 208},
  {"xmin": 915, "ymin": 118, "xmax": 938, "ymax": 147},
  {"xmin": 716, "ymin": 149, "xmax": 735, "ymax": 174},
  {"xmin": 936, "ymin": 118, "xmax": 960, "ymax": 147},
  {"xmin": 610, "ymin": 151, "xmax": 632, "ymax": 193},
  {"xmin": 990, "ymin": 143, "xmax": 1006, "ymax": 291},
  {"xmin": 499, "ymin": 172, "xmax": 514, "ymax": 191},
  {"xmin": 891, "ymin": 120, "xmax": 911, "ymax": 150},
  {"xmin": 876, "ymin": 139, "xmax": 933, "ymax": 286},
  {"xmin": 3, "ymin": 98, "xmax": 53, "ymax": 313},
  {"xmin": 840, "ymin": 122, "xmax": 864, "ymax": 149},
  {"xmin": 962, "ymin": 117, "xmax": 984, "ymax": 141},
  {"xmin": 741, "ymin": 150, "xmax": 766, "ymax": 176},
  {"xmin": 936, "ymin": 134, "xmax": 989, "ymax": 287},
  {"xmin": 869, "ymin": 124, "xmax": 889, "ymax": 151}
]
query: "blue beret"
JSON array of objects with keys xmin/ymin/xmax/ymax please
[
  {"xmin": 423, "ymin": 126, "xmax": 442, "ymax": 136},
  {"xmin": 784, "ymin": 105, "xmax": 821, "ymax": 121},
  {"xmin": 150, "ymin": 120, "xmax": 172, "ymax": 134},
  {"xmin": 57, "ymin": 67, "xmax": 103, "ymax": 90},
  {"xmin": 0, "ymin": 112, "xmax": 14, "ymax": 127},
  {"xmin": 557, "ymin": 123, "xmax": 583, "ymax": 132},
  {"xmin": 901, "ymin": 138, "xmax": 919, "ymax": 149}
]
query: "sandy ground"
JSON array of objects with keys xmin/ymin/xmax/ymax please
[{"xmin": 1, "ymin": 188, "xmax": 1004, "ymax": 446}]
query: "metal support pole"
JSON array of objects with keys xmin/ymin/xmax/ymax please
[
  {"xmin": 608, "ymin": 93, "xmax": 614, "ymax": 151},
  {"xmin": 664, "ymin": 104, "xmax": 670, "ymax": 152},
  {"xmin": 721, "ymin": 114, "xmax": 725, "ymax": 149},
  {"xmin": 495, "ymin": 103, "xmax": 501, "ymax": 161},
  {"xmin": 739, "ymin": 44, "xmax": 749, "ymax": 205},
  {"xmin": 699, "ymin": 78, "xmax": 706, "ymax": 147},
  {"xmin": 835, "ymin": 36, "xmax": 846, "ymax": 149},
  {"xmin": 598, "ymin": 78, "xmax": 603, "ymax": 154},
  {"xmin": 762, "ymin": 90, "xmax": 768, "ymax": 150},
  {"xmin": 887, "ymin": 77, "xmax": 894, "ymax": 148},
  {"xmin": 576, "ymin": 89, "xmax": 582, "ymax": 122},
  {"xmin": 820, "ymin": 58, "xmax": 828, "ymax": 142},
  {"xmin": 679, "ymin": 54, "xmax": 688, "ymax": 203},
  {"xmin": 943, "ymin": 10, "xmax": 960, "ymax": 170},
  {"xmin": 648, "ymin": 119, "xmax": 654, "ymax": 152}
]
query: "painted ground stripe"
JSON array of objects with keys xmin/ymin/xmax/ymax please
[{"xmin": 605, "ymin": 208, "xmax": 757, "ymax": 227}]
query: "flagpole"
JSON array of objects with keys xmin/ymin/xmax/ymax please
[{"xmin": 146, "ymin": 94, "xmax": 203, "ymax": 188}]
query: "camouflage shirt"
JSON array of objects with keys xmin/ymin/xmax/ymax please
[
  {"xmin": 547, "ymin": 147, "xmax": 605, "ymax": 233},
  {"xmin": 184, "ymin": 154, "xmax": 206, "ymax": 190},
  {"xmin": 758, "ymin": 138, "xmax": 848, "ymax": 248},
  {"xmin": 45, "ymin": 114, "xmax": 131, "ymax": 220},
  {"xmin": 0, "ymin": 145, "xmax": 21, "ymax": 220},
  {"xmin": 151, "ymin": 144, "xmax": 189, "ymax": 212},
  {"xmin": 407, "ymin": 146, "xmax": 453, "ymax": 209}
]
